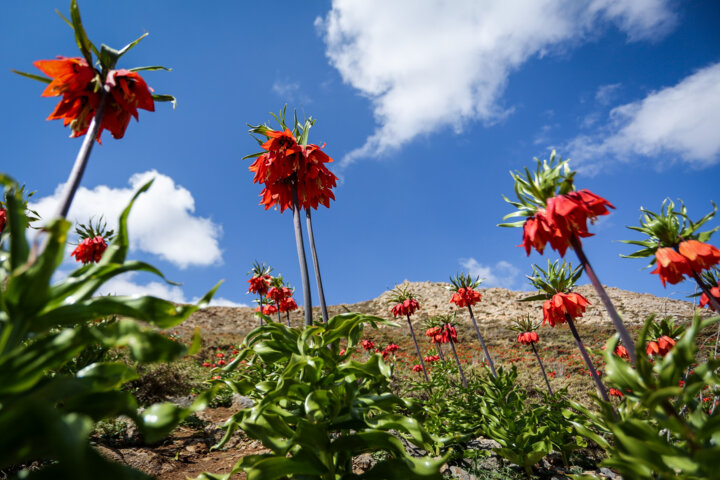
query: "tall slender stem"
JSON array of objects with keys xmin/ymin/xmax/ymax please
[
  {"xmin": 570, "ymin": 236, "xmax": 636, "ymax": 365},
  {"xmin": 286, "ymin": 311, "xmax": 291, "ymax": 327},
  {"xmin": 531, "ymin": 342, "xmax": 553, "ymax": 396},
  {"xmin": 305, "ymin": 208, "xmax": 328, "ymax": 323},
  {"xmin": 407, "ymin": 314, "xmax": 429, "ymax": 382},
  {"xmin": 276, "ymin": 303, "xmax": 281, "ymax": 323},
  {"xmin": 54, "ymin": 91, "xmax": 108, "ymax": 219},
  {"xmin": 446, "ymin": 327, "xmax": 468, "ymax": 388},
  {"xmin": 434, "ymin": 339, "xmax": 445, "ymax": 361},
  {"xmin": 691, "ymin": 270, "xmax": 720, "ymax": 313},
  {"xmin": 291, "ymin": 184, "xmax": 313, "ymax": 326},
  {"xmin": 257, "ymin": 293, "xmax": 264, "ymax": 327},
  {"xmin": 565, "ymin": 313, "xmax": 609, "ymax": 402},
  {"xmin": 467, "ymin": 305, "xmax": 497, "ymax": 377}
]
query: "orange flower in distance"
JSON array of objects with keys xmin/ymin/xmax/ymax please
[
  {"xmin": 699, "ymin": 280, "xmax": 720, "ymax": 311},
  {"xmin": 517, "ymin": 331, "xmax": 539, "ymax": 345},
  {"xmin": 391, "ymin": 298, "xmax": 420, "ymax": 318},
  {"xmin": 542, "ymin": 292, "xmax": 589, "ymax": 327},
  {"xmin": 678, "ymin": 240, "xmax": 720, "ymax": 272},
  {"xmin": 71, "ymin": 235, "xmax": 108, "ymax": 264},
  {"xmin": 646, "ymin": 335, "xmax": 676, "ymax": 357},
  {"xmin": 278, "ymin": 297, "xmax": 298, "ymax": 313},
  {"xmin": 450, "ymin": 287, "xmax": 482, "ymax": 308},
  {"xmin": 651, "ymin": 247, "xmax": 692, "ymax": 287}
]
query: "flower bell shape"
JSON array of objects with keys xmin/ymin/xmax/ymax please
[
  {"xmin": 362, "ymin": 340, "xmax": 375, "ymax": 351},
  {"xmin": 699, "ymin": 280, "xmax": 720, "ymax": 311},
  {"xmin": 278, "ymin": 297, "xmax": 298, "ymax": 313},
  {"xmin": 248, "ymin": 275, "xmax": 271, "ymax": 295},
  {"xmin": 391, "ymin": 298, "xmax": 420, "ymax": 317},
  {"xmin": 517, "ymin": 331, "xmax": 539, "ymax": 345},
  {"xmin": 614, "ymin": 345, "xmax": 630, "ymax": 360},
  {"xmin": 450, "ymin": 287, "xmax": 483, "ymax": 308},
  {"xmin": 521, "ymin": 212, "xmax": 554, "ymax": 255},
  {"xmin": 651, "ymin": 247, "xmax": 693, "ymax": 287},
  {"xmin": 266, "ymin": 286, "xmax": 289, "ymax": 303},
  {"xmin": 70, "ymin": 235, "xmax": 108, "ymax": 264},
  {"xmin": 101, "ymin": 69, "xmax": 155, "ymax": 140},
  {"xmin": 608, "ymin": 388, "xmax": 624, "ymax": 398},
  {"xmin": 678, "ymin": 240, "xmax": 720, "ymax": 272},
  {"xmin": 425, "ymin": 326, "xmax": 442, "ymax": 338},
  {"xmin": 542, "ymin": 292, "xmax": 589, "ymax": 327},
  {"xmin": 0, "ymin": 208, "xmax": 6, "ymax": 234},
  {"xmin": 412, "ymin": 364, "xmax": 424, "ymax": 372},
  {"xmin": 646, "ymin": 335, "xmax": 676, "ymax": 357}
]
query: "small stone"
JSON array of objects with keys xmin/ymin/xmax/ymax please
[
  {"xmin": 353, "ymin": 453, "xmax": 376, "ymax": 474},
  {"xmin": 599, "ymin": 467, "xmax": 617, "ymax": 478},
  {"xmin": 449, "ymin": 465, "xmax": 478, "ymax": 480}
]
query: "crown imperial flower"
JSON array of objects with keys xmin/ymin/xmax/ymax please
[
  {"xmin": 651, "ymin": 247, "xmax": 693, "ymax": 287},
  {"xmin": 391, "ymin": 298, "xmax": 420, "ymax": 318},
  {"xmin": 70, "ymin": 235, "xmax": 108, "ymax": 264},
  {"xmin": 449, "ymin": 287, "xmax": 482, "ymax": 308},
  {"xmin": 646, "ymin": 335, "xmax": 676, "ymax": 357},
  {"xmin": 0, "ymin": 208, "xmax": 6, "ymax": 234},
  {"xmin": 542, "ymin": 292, "xmax": 589, "ymax": 327},
  {"xmin": 678, "ymin": 240, "xmax": 720, "ymax": 272},
  {"xmin": 517, "ymin": 331, "xmax": 539, "ymax": 345}
]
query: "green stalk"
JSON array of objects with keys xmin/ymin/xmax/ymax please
[
  {"xmin": 530, "ymin": 342, "xmax": 553, "ymax": 396},
  {"xmin": 467, "ymin": 305, "xmax": 497, "ymax": 377},
  {"xmin": 445, "ymin": 326, "xmax": 468, "ymax": 388},
  {"xmin": 305, "ymin": 208, "xmax": 329, "ymax": 323},
  {"xmin": 407, "ymin": 314, "xmax": 429, "ymax": 382},
  {"xmin": 291, "ymin": 183, "xmax": 313, "ymax": 326},
  {"xmin": 565, "ymin": 313, "xmax": 609, "ymax": 402}
]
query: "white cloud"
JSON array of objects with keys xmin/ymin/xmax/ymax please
[
  {"xmin": 30, "ymin": 170, "xmax": 223, "ymax": 269},
  {"xmin": 317, "ymin": 0, "xmax": 675, "ymax": 166},
  {"xmin": 272, "ymin": 80, "xmax": 312, "ymax": 105},
  {"xmin": 99, "ymin": 272, "xmax": 247, "ymax": 307},
  {"xmin": 595, "ymin": 83, "xmax": 622, "ymax": 105},
  {"xmin": 460, "ymin": 258, "xmax": 520, "ymax": 289},
  {"xmin": 566, "ymin": 62, "xmax": 720, "ymax": 171}
]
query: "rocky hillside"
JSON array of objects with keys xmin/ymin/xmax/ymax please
[{"xmin": 179, "ymin": 281, "xmax": 703, "ymax": 340}]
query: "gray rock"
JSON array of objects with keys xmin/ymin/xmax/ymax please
[
  {"xmin": 231, "ymin": 394, "xmax": 254, "ymax": 409},
  {"xmin": 599, "ymin": 467, "xmax": 617, "ymax": 478},
  {"xmin": 353, "ymin": 453, "xmax": 376, "ymax": 474},
  {"xmin": 449, "ymin": 465, "xmax": 478, "ymax": 480}
]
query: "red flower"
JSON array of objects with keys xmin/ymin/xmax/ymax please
[
  {"xmin": 646, "ymin": 335, "xmax": 675, "ymax": 357},
  {"xmin": 450, "ymin": 287, "xmax": 482, "ymax": 308},
  {"xmin": 424, "ymin": 355, "xmax": 440, "ymax": 363},
  {"xmin": 71, "ymin": 235, "xmax": 108, "ymax": 264},
  {"xmin": 440, "ymin": 325, "xmax": 458, "ymax": 343},
  {"xmin": 678, "ymin": 240, "xmax": 720, "ymax": 272},
  {"xmin": 384, "ymin": 343, "xmax": 399, "ymax": 353},
  {"xmin": 100, "ymin": 69, "xmax": 155, "ymax": 140},
  {"xmin": 267, "ymin": 286, "xmax": 289, "ymax": 303},
  {"xmin": 517, "ymin": 331, "xmax": 539, "ymax": 345},
  {"xmin": 567, "ymin": 189, "xmax": 615, "ymax": 219},
  {"xmin": 362, "ymin": 340, "xmax": 375, "ymax": 351},
  {"xmin": 542, "ymin": 292, "xmax": 589, "ymax": 327},
  {"xmin": 248, "ymin": 275, "xmax": 271, "ymax": 295},
  {"xmin": 425, "ymin": 326, "xmax": 442, "ymax": 338},
  {"xmin": 608, "ymin": 388, "xmax": 624, "ymax": 398},
  {"xmin": 34, "ymin": 57, "xmax": 99, "ymax": 137},
  {"xmin": 521, "ymin": 212, "xmax": 554, "ymax": 256},
  {"xmin": 278, "ymin": 297, "xmax": 298, "ymax": 313},
  {"xmin": 255, "ymin": 304, "xmax": 278, "ymax": 315},
  {"xmin": 614, "ymin": 345, "xmax": 630, "ymax": 360},
  {"xmin": 548, "ymin": 371, "xmax": 557, "ymax": 378},
  {"xmin": 651, "ymin": 247, "xmax": 693, "ymax": 287},
  {"xmin": 0, "ymin": 208, "xmax": 6, "ymax": 234},
  {"xmin": 391, "ymin": 298, "xmax": 420, "ymax": 318},
  {"xmin": 412, "ymin": 364, "xmax": 424, "ymax": 373},
  {"xmin": 699, "ymin": 280, "xmax": 720, "ymax": 311}
]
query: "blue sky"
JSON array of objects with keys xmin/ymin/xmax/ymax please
[{"xmin": 2, "ymin": 1, "xmax": 719, "ymax": 309}]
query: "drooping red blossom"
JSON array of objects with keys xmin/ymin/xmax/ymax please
[
  {"xmin": 678, "ymin": 240, "xmax": 720, "ymax": 272},
  {"xmin": 425, "ymin": 327, "xmax": 442, "ymax": 338},
  {"xmin": 542, "ymin": 292, "xmax": 589, "ymax": 327},
  {"xmin": 567, "ymin": 189, "xmax": 615, "ymax": 219},
  {"xmin": 608, "ymin": 388, "xmax": 624, "ymax": 398},
  {"xmin": 646, "ymin": 335, "xmax": 676, "ymax": 357},
  {"xmin": 391, "ymin": 298, "xmax": 420, "ymax": 318},
  {"xmin": 517, "ymin": 331, "xmax": 539, "ymax": 345},
  {"xmin": 384, "ymin": 343, "xmax": 399, "ymax": 354},
  {"xmin": 521, "ymin": 212, "xmax": 554, "ymax": 255},
  {"xmin": 100, "ymin": 69, "xmax": 155, "ymax": 140},
  {"xmin": 651, "ymin": 247, "xmax": 693, "ymax": 287},
  {"xmin": 0, "ymin": 208, "xmax": 6, "ymax": 234},
  {"xmin": 362, "ymin": 340, "xmax": 375, "ymax": 351},
  {"xmin": 424, "ymin": 355, "xmax": 441, "ymax": 363},
  {"xmin": 254, "ymin": 304, "xmax": 278, "ymax": 316},
  {"xmin": 614, "ymin": 345, "xmax": 630, "ymax": 360},
  {"xmin": 267, "ymin": 286, "xmax": 291, "ymax": 303},
  {"xmin": 248, "ymin": 275, "xmax": 271, "ymax": 295},
  {"xmin": 450, "ymin": 287, "xmax": 482, "ymax": 308},
  {"xmin": 412, "ymin": 364, "xmax": 424, "ymax": 373},
  {"xmin": 278, "ymin": 297, "xmax": 298, "ymax": 313},
  {"xmin": 70, "ymin": 235, "xmax": 108, "ymax": 264},
  {"xmin": 440, "ymin": 325, "xmax": 458, "ymax": 344},
  {"xmin": 699, "ymin": 280, "xmax": 720, "ymax": 311},
  {"xmin": 339, "ymin": 348, "xmax": 346, "ymax": 356}
]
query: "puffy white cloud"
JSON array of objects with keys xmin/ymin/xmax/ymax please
[
  {"xmin": 317, "ymin": 0, "xmax": 675, "ymax": 166},
  {"xmin": 595, "ymin": 83, "xmax": 622, "ymax": 106},
  {"xmin": 99, "ymin": 272, "xmax": 247, "ymax": 307},
  {"xmin": 30, "ymin": 170, "xmax": 223, "ymax": 269},
  {"xmin": 460, "ymin": 258, "xmax": 520, "ymax": 289},
  {"xmin": 566, "ymin": 62, "xmax": 720, "ymax": 171}
]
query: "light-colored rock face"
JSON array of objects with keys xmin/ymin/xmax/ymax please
[{"xmin": 182, "ymin": 280, "xmax": 705, "ymax": 337}]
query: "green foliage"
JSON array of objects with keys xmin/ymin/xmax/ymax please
[
  {"xmin": 499, "ymin": 150, "xmax": 576, "ymax": 227},
  {"xmin": 196, "ymin": 314, "xmax": 449, "ymax": 480},
  {"xmin": 410, "ymin": 364, "xmax": 586, "ymax": 475},
  {"xmin": 571, "ymin": 314, "xmax": 720, "ymax": 479},
  {"xmin": 0, "ymin": 176, "xmax": 218, "ymax": 478},
  {"xmin": 622, "ymin": 198, "xmax": 718, "ymax": 261},
  {"xmin": 448, "ymin": 272, "xmax": 483, "ymax": 291},
  {"xmin": 522, "ymin": 259, "xmax": 583, "ymax": 301}
]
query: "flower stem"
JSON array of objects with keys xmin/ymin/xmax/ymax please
[
  {"xmin": 565, "ymin": 313, "xmax": 609, "ymax": 402},
  {"xmin": 446, "ymin": 327, "xmax": 468, "ymax": 388},
  {"xmin": 691, "ymin": 269, "xmax": 720, "ymax": 313},
  {"xmin": 257, "ymin": 293, "xmax": 264, "ymax": 327},
  {"xmin": 54, "ymin": 90, "xmax": 108, "ymax": 219},
  {"xmin": 530, "ymin": 342, "xmax": 553, "ymax": 396},
  {"xmin": 434, "ymin": 339, "xmax": 445, "ymax": 361},
  {"xmin": 305, "ymin": 208, "xmax": 328, "ymax": 323},
  {"xmin": 286, "ymin": 311, "xmax": 291, "ymax": 327},
  {"xmin": 276, "ymin": 302, "xmax": 281, "ymax": 323},
  {"xmin": 291, "ymin": 183, "xmax": 313, "ymax": 326},
  {"xmin": 467, "ymin": 305, "xmax": 497, "ymax": 377},
  {"xmin": 407, "ymin": 314, "xmax": 429, "ymax": 382},
  {"xmin": 570, "ymin": 236, "xmax": 637, "ymax": 365}
]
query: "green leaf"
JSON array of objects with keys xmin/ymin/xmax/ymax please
[
  {"xmin": 152, "ymin": 94, "xmax": 177, "ymax": 109},
  {"xmin": 129, "ymin": 65, "xmax": 172, "ymax": 72},
  {"xmin": 117, "ymin": 32, "xmax": 148, "ymax": 59},
  {"xmin": 68, "ymin": 0, "xmax": 97, "ymax": 66},
  {"xmin": 10, "ymin": 70, "xmax": 52, "ymax": 84}
]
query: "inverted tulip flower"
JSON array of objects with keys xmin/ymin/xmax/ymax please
[
  {"xmin": 390, "ymin": 285, "xmax": 428, "ymax": 382},
  {"xmin": 501, "ymin": 151, "xmax": 635, "ymax": 364},
  {"xmin": 525, "ymin": 260, "xmax": 609, "ymax": 401},
  {"xmin": 248, "ymin": 261, "xmax": 273, "ymax": 326},
  {"xmin": 70, "ymin": 217, "xmax": 114, "ymax": 265},
  {"xmin": 699, "ymin": 273, "xmax": 720, "ymax": 312},
  {"xmin": 622, "ymin": 199, "xmax": 720, "ymax": 313},
  {"xmin": 448, "ymin": 272, "xmax": 497, "ymax": 377},
  {"xmin": 13, "ymin": 0, "xmax": 174, "ymax": 220},
  {"xmin": 511, "ymin": 316, "xmax": 553, "ymax": 395},
  {"xmin": 245, "ymin": 108, "xmax": 338, "ymax": 325},
  {"xmin": 0, "ymin": 208, "xmax": 6, "ymax": 235},
  {"xmin": 266, "ymin": 274, "xmax": 293, "ymax": 324},
  {"xmin": 433, "ymin": 314, "xmax": 467, "ymax": 388},
  {"xmin": 424, "ymin": 325, "xmax": 446, "ymax": 361}
]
